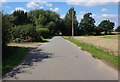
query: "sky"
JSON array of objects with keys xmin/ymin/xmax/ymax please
[{"xmin": 1, "ymin": 0, "xmax": 118, "ymax": 29}]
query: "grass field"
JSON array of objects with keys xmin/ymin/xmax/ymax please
[
  {"xmin": 62, "ymin": 36, "xmax": 119, "ymax": 67},
  {"xmin": 74, "ymin": 35, "xmax": 118, "ymax": 55},
  {"xmin": 2, "ymin": 46, "xmax": 28, "ymax": 75}
]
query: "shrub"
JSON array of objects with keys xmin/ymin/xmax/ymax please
[
  {"xmin": 36, "ymin": 27, "xmax": 50, "ymax": 39},
  {"xmin": 12, "ymin": 24, "xmax": 37, "ymax": 42}
]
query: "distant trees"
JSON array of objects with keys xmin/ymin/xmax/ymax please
[
  {"xmin": 62, "ymin": 7, "xmax": 78, "ymax": 36},
  {"xmin": 2, "ymin": 7, "xmax": 116, "ymax": 45},
  {"xmin": 79, "ymin": 13, "xmax": 96, "ymax": 35},
  {"xmin": 98, "ymin": 20, "xmax": 114, "ymax": 34}
]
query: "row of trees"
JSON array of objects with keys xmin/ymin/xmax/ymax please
[
  {"xmin": 2, "ymin": 9, "xmax": 63, "ymax": 46},
  {"xmin": 62, "ymin": 7, "xmax": 116, "ymax": 36},
  {"xmin": 2, "ymin": 7, "xmax": 119, "ymax": 47}
]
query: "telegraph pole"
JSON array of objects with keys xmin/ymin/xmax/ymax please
[{"xmin": 72, "ymin": 8, "xmax": 74, "ymax": 39}]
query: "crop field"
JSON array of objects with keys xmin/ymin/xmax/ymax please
[{"xmin": 74, "ymin": 35, "xmax": 118, "ymax": 55}]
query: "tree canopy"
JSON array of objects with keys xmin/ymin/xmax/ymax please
[
  {"xmin": 79, "ymin": 13, "xmax": 96, "ymax": 35},
  {"xmin": 98, "ymin": 20, "xmax": 114, "ymax": 34},
  {"xmin": 62, "ymin": 7, "xmax": 78, "ymax": 36},
  {"xmin": 2, "ymin": 7, "xmax": 116, "ymax": 46}
]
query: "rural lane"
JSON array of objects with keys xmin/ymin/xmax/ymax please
[{"xmin": 4, "ymin": 36, "xmax": 118, "ymax": 80}]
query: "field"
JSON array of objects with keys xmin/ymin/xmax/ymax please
[{"xmin": 74, "ymin": 35, "xmax": 118, "ymax": 55}]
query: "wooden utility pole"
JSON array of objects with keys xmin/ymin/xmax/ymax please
[{"xmin": 72, "ymin": 8, "xmax": 74, "ymax": 39}]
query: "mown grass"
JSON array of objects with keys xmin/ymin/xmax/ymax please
[
  {"xmin": 62, "ymin": 36, "xmax": 119, "ymax": 67},
  {"xmin": 2, "ymin": 46, "xmax": 28, "ymax": 75}
]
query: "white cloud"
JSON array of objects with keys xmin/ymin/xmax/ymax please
[
  {"xmin": 16, "ymin": 7, "xmax": 27, "ymax": 12},
  {"xmin": 10, "ymin": 7, "xmax": 27, "ymax": 13},
  {"xmin": 0, "ymin": 0, "xmax": 7, "ymax": 4},
  {"xmin": 46, "ymin": 3, "xmax": 52, "ymax": 7},
  {"xmin": 66, "ymin": 0, "xmax": 118, "ymax": 7},
  {"xmin": 50, "ymin": 8, "xmax": 53, "ymax": 11},
  {"xmin": 50, "ymin": 7, "xmax": 60, "ymax": 12},
  {"xmin": 101, "ymin": 14, "xmax": 117, "ymax": 19},
  {"xmin": 40, "ymin": 6, "xmax": 44, "ymax": 9},
  {"xmin": 101, "ymin": 8, "xmax": 109, "ymax": 12},
  {"xmin": 53, "ymin": 8, "xmax": 59, "ymax": 12},
  {"xmin": 38, "ymin": 0, "xmax": 52, "ymax": 7},
  {"xmin": 5, "ymin": 6, "xmax": 10, "ymax": 8},
  {"xmin": 26, "ymin": 2, "xmax": 39, "ymax": 9},
  {"xmin": 79, "ymin": 11, "xmax": 86, "ymax": 14},
  {"xmin": 60, "ymin": 15, "xmax": 65, "ymax": 19}
]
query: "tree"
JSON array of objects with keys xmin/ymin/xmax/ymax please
[
  {"xmin": 115, "ymin": 26, "xmax": 120, "ymax": 32},
  {"xmin": 63, "ymin": 7, "xmax": 78, "ymax": 36},
  {"xmin": 94, "ymin": 26, "xmax": 102, "ymax": 35},
  {"xmin": 28, "ymin": 9, "xmax": 62, "ymax": 35},
  {"xmin": 36, "ymin": 27, "xmax": 50, "ymax": 39},
  {"xmin": 2, "ymin": 13, "xmax": 14, "ymax": 46},
  {"xmin": 12, "ymin": 10, "xmax": 29, "ymax": 25},
  {"xmin": 98, "ymin": 20, "xmax": 114, "ymax": 34},
  {"xmin": 79, "ymin": 13, "xmax": 95, "ymax": 35}
]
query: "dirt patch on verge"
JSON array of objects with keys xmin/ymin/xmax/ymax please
[{"xmin": 7, "ymin": 43, "xmax": 44, "ymax": 48}]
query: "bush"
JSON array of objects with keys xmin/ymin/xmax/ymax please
[
  {"xmin": 12, "ymin": 24, "xmax": 37, "ymax": 42},
  {"xmin": 36, "ymin": 27, "xmax": 50, "ymax": 39}
]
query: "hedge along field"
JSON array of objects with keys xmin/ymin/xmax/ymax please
[{"xmin": 62, "ymin": 36, "xmax": 119, "ymax": 68}]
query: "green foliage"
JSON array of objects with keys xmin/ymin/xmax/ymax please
[
  {"xmin": 46, "ymin": 21, "xmax": 56, "ymax": 34},
  {"xmin": 2, "ymin": 13, "xmax": 13, "ymax": 46},
  {"xmin": 79, "ymin": 13, "xmax": 96, "ymax": 35},
  {"xmin": 63, "ymin": 7, "xmax": 78, "ymax": 36},
  {"xmin": 94, "ymin": 26, "xmax": 103, "ymax": 35},
  {"xmin": 28, "ymin": 9, "xmax": 62, "ymax": 35},
  {"xmin": 12, "ymin": 24, "xmax": 36, "ymax": 42},
  {"xmin": 98, "ymin": 20, "xmax": 114, "ymax": 34},
  {"xmin": 12, "ymin": 10, "xmax": 29, "ymax": 25},
  {"xmin": 36, "ymin": 27, "xmax": 50, "ymax": 38},
  {"xmin": 115, "ymin": 26, "xmax": 120, "ymax": 32}
]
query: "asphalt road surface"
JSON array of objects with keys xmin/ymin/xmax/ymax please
[{"xmin": 4, "ymin": 36, "xmax": 118, "ymax": 80}]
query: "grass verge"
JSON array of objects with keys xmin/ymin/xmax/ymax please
[
  {"xmin": 62, "ymin": 36, "xmax": 119, "ymax": 67},
  {"xmin": 102, "ymin": 35, "xmax": 118, "ymax": 39},
  {"xmin": 2, "ymin": 46, "xmax": 28, "ymax": 75}
]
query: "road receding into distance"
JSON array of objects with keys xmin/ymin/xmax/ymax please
[{"xmin": 4, "ymin": 36, "xmax": 118, "ymax": 80}]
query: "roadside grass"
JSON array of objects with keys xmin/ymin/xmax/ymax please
[
  {"xmin": 102, "ymin": 35, "xmax": 118, "ymax": 39},
  {"xmin": 62, "ymin": 36, "xmax": 119, "ymax": 67},
  {"xmin": 2, "ymin": 46, "xmax": 28, "ymax": 75}
]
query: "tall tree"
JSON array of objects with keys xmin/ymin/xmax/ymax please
[
  {"xmin": 98, "ymin": 20, "xmax": 114, "ymax": 34},
  {"xmin": 79, "ymin": 13, "xmax": 95, "ymax": 35},
  {"xmin": 12, "ymin": 10, "xmax": 28, "ymax": 25},
  {"xmin": 63, "ymin": 7, "xmax": 78, "ymax": 36}
]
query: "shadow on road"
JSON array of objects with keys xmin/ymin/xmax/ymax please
[{"xmin": 4, "ymin": 47, "xmax": 53, "ymax": 79}]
